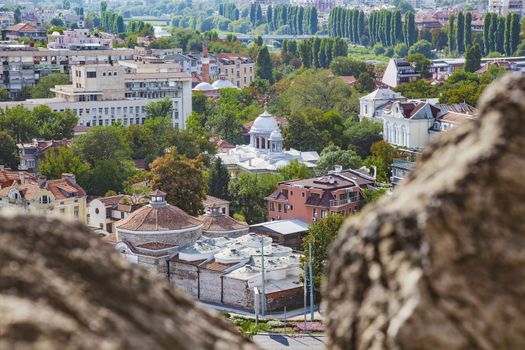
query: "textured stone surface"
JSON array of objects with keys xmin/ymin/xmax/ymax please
[
  {"xmin": 324, "ymin": 74, "xmax": 525, "ymax": 350},
  {"xmin": 0, "ymin": 211, "xmax": 257, "ymax": 350}
]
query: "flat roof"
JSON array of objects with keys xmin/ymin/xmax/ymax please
[{"xmin": 250, "ymin": 219, "xmax": 309, "ymax": 235}]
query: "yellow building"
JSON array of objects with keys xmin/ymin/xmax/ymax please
[{"xmin": 0, "ymin": 170, "xmax": 87, "ymax": 223}]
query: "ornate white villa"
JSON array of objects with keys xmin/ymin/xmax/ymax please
[
  {"xmin": 216, "ymin": 109, "xmax": 319, "ymax": 177},
  {"xmin": 104, "ymin": 190, "xmax": 303, "ymax": 311}
]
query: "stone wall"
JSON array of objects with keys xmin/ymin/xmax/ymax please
[
  {"xmin": 266, "ymin": 287, "xmax": 303, "ymax": 312},
  {"xmin": 222, "ymin": 277, "xmax": 255, "ymax": 310},
  {"xmin": 170, "ymin": 260, "xmax": 199, "ymax": 298},
  {"xmin": 324, "ymin": 74, "xmax": 525, "ymax": 350},
  {"xmin": 117, "ymin": 227, "xmax": 201, "ymax": 247},
  {"xmin": 0, "ymin": 211, "xmax": 256, "ymax": 349},
  {"xmin": 199, "ymin": 270, "xmax": 223, "ymax": 304}
]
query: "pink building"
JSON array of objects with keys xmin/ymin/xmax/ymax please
[
  {"xmin": 266, "ymin": 168, "xmax": 376, "ymax": 224},
  {"xmin": 48, "ymin": 29, "xmax": 113, "ymax": 50}
]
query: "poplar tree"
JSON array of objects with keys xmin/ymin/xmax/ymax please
[
  {"xmin": 448, "ymin": 15, "xmax": 455, "ymax": 54},
  {"xmin": 510, "ymin": 13, "xmax": 520, "ymax": 55},
  {"xmin": 504, "ymin": 14, "xmax": 512, "ymax": 56},
  {"xmin": 456, "ymin": 12, "xmax": 465, "ymax": 54},
  {"xmin": 404, "ymin": 12, "xmax": 416, "ymax": 47},
  {"xmin": 465, "ymin": 12, "xmax": 472, "ymax": 49},
  {"xmin": 255, "ymin": 46, "xmax": 273, "ymax": 83},
  {"xmin": 483, "ymin": 13, "xmax": 492, "ymax": 54},
  {"xmin": 310, "ymin": 8, "xmax": 318, "ymax": 35},
  {"xmin": 496, "ymin": 17, "xmax": 505, "ymax": 53},
  {"xmin": 391, "ymin": 10, "xmax": 403, "ymax": 46}
]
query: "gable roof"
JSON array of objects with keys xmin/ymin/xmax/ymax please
[{"xmin": 45, "ymin": 178, "xmax": 86, "ymax": 199}]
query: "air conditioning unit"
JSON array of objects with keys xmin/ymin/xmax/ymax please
[{"xmin": 275, "ymin": 215, "xmax": 281, "ymax": 220}]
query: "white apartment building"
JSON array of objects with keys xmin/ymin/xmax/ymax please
[
  {"xmin": 0, "ymin": 44, "xmax": 134, "ymax": 99},
  {"xmin": 489, "ymin": 0, "xmax": 524, "ymax": 15},
  {"xmin": 0, "ymin": 64, "xmax": 193, "ymax": 129},
  {"xmin": 47, "ymin": 29, "xmax": 113, "ymax": 50}
]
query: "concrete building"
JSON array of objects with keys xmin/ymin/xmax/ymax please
[
  {"xmin": 359, "ymin": 88, "xmax": 405, "ymax": 121},
  {"xmin": 0, "ymin": 170, "xmax": 87, "ymax": 223},
  {"xmin": 17, "ymin": 139, "xmax": 72, "ymax": 175},
  {"xmin": 383, "ymin": 101, "xmax": 477, "ymax": 149},
  {"xmin": 170, "ymin": 234, "xmax": 304, "ymax": 312},
  {"xmin": 216, "ymin": 54, "xmax": 254, "ymax": 88},
  {"xmin": 47, "ymin": 29, "xmax": 113, "ymax": 50},
  {"xmin": 489, "ymin": 0, "xmax": 524, "ymax": 15},
  {"xmin": 0, "ymin": 44, "xmax": 134, "ymax": 99},
  {"xmin": 217, "ymin": 109, "xmax": 319, "ymax": 177},
  {"xmin": 250, "ymin": 219, "xmax": 309, "ymax": 250},
  {"xmin": 0, "ymin": 63, "xmax": 192, "ymax": 128},
  {"xmin": 266, "ymin": 167, "xmax": 377, "ymax": 224},
  {"xmin": 87, "ymin": 195, "xmax": 146, "ymax": 233},
  {"xmin": 382, "ymin": 58, "xmax": 421, "ymax": 88}
]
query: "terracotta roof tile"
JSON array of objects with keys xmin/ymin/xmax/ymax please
[
  {"xmin": 116, "ymin": 204, "xmax": 202, "ymax": 232},
  {"xmin": 199, "ymin": 213, "xmax": 249, "ymax": 233}
]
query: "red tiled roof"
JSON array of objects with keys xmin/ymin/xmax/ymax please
[
  {"xmin": 5, "ymin": 23, "xmax": 42, "ymax": 32},
  {"xmin": 200, "ymin": 260, "xmax": 236, "ymax": 272},
  {"xmin": 339, "ymin": 75, "xmax": 357, "ymax": 85},
  {"xmin": 45, "ymin": 178, "xmax": 86, "ymax": 199},
  {"xmin": 137, "ymin": 242, "xmax": 175, "ymax": 250},
  {"xmin": 115, "ymin": 203, "xmax": 202, "ymax": 232},
  {"xmin": 199, "ymin": 213, "xmax": 249, "ymax": 233}
]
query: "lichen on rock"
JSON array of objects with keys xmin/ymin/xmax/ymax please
[{"xmin": 324, "ymin": 73, "xmax": 525, "ymax": 350}]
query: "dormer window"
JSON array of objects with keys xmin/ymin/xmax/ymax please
[{"xmin": 40, "ymin": 195, "xmax": 51, "ymax": 204}]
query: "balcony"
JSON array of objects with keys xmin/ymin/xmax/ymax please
[{"xmin": 330, "ymin": 197, "xmax": 359, "ymax": 207}]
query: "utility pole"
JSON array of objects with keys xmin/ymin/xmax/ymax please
[
  {"xmin": 309, "ymin": 243, "xmax": 314, "ymax": 321},
  {"xmin": 303, "ymin": 258, "xmax": 307, "ymax": 333},
  {"xmin": 261, "ymin": 236, "xmax": 266, "ymax": 316}
]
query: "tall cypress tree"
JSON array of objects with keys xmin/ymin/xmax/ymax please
[
  {"xmin": 325, "ymin": 39, "xmax": 334, "ymax": 66},
  {"xmin": 384, "ymin": 11, "xmax": 392, "ymax": 47},
  {"xmin": 456, "ymin": 12, "xmax": 465, "ymax": 54},
  {"xmin": 358, "ymin": 10, "xmax": 365, "ymax": 44},
  {"xmin": 310, "ymin": 8, "xmax": 318, "ymax": 35},
  {"xmin": 464, "ymin": 44, "xmax": 481, "ymax": 72},
  {"xmin": 319, "ymin": 39, "xmax": 327, "ymax": 68},
  {"xmin": 404, "ymin": 11, "xmax": 415, "ymax": 47},
  {"xmin": 483, "ymin": 13, "xmax": 492, "ymax": 54},
  {"xmin": 496, "ymin": 17, "xmax": 505, "ymax": 53},
  {"xmin": 312, "ymin": 37, "xmax": 321, "ymax": 67},
  {"xmin": 465, "ymin": 12, "xmax": 472, "ymax": 49},
  {"xmin": 504, "ymin": 14, "xmax": 512, "ymax": 56},
  {"xmin": 510, "ymin": 13, "xmax": 520, "ymax": 55},
  {"xmin": 267, "ymin": 5, "xmax": 273, "ymax": 30},
  {"xmin": 208, "ymin": 158, "xmax": 230, "ymax": 200},
  {"xmin": 448, "ymin": 15, "xmax": 456, "ymax": 54},
  {"xmin": 490, "ymin": 13, "xmax": 498, "ymax": 53},
  {"xmin": 299, "ymin": 40, "xmax": 312, "ymax": 67},
  {"xmin": 391, "ymin": 10, "xmax": 402, "ymax": 46},
  {"xmin": 255, "ymin": 46, "xmax": 273, "ymax": 83}
]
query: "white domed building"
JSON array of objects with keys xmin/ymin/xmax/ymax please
[
  {"xmin": 114, "ymin": 190, "xmax": 203, "ymax": 274},
  {"xmin": 216, "ymin": 109, "xmax": 319, "ymax": 177}
]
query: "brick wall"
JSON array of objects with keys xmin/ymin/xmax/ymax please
[
  {"xmin": 199, "ymin": 270, "xmax": 222, "ymax": 304},
  {"xmin": 265, "ymin": 287, "xmax": 303, "ymax": 312},
  {"xmin": 171, "ymin": 261, "xmax": 199, "ymax": 298}
]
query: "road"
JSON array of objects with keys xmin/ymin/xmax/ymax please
[{"xmin": 254, "ymin": 334, "xmax": 325, "ymax": 350}]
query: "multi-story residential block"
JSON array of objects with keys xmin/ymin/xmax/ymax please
[
  {"xmin": 17, "ymin": 139, "xmax": 72, "ymax": 175},
  {"xmin": 359, "ymin": 88, "xmax": 405, "ymax": 121},
  {"xmin": 0, "ymin": 43, "xmax": 134, "ymax": 99},
  {"xmin": 0, "ymin": 12, "xmax": 14, "ymax": 28},
  {"xmin": 391, "ymin": 157, "xmax": 417, "ymax": 188},
  {"xmin": 383, "ymin": 101, "xmax": 477, "ymax": 149},
  {"xmin": 47, "ymin": 29, "xmax": 113, "ymax": 50},
  {"xmin": 3, "ymin": 23, "xmax": 47, "ymax": 41},
  {"xmin": 0, "ymin": 170, "xmax": 87, "ymax": 223},
  {"xmin": 87, "ymin": 194, "xmax": 146, "ymax": 233},
  {"xmin": 0, "ymin": 63, "xmax": 193, "ymax": 128},
  {"xmin": 266, "ymin": 167, "xmax": 377, "ymax": 224},
  {"xmin": 216, "ymin": 54, "xmax": 254, "ymax": 88},
  {"xmin": 382, "ymin": 58, "xmax": 421, "ymax": 88},
  {"xmin": 489, "ymin": 0, "xmax": 524, "ymax": 15},
  {"xmin": 288, "ymin": 0, "xmax": 335, "ymax": 11}
]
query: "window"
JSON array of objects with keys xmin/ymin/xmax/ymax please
[
  {"xmin": 95, "ymin": 208, "xmax": 99, "ymax": 214},
  {"xmin": 87, "ymin": 71, "xmax": 96, "ymax": 78},
  {"xmin": 74, "ymin": 206, "xmax": 79, "ymax": 219},
  {"xmin": 302, "ymin": 192, "xmax": 305, "ymax": 197},
  {"xmin": 40, "ymin": 195, "xmax": 50, "ymax": 204},
  {"xmin": 121, "ymin": 212, "xmax": 125, "ymax": 219}
]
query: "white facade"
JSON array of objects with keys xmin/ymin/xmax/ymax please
[
  {"xmin": 48, "ymin": 29, "xmax": 113, "ymax": 50},
  {"xmin": 359, "ymin": 88, "xmax": 405, "ymax": 120},
  {"xmin": 382, "ymin": 58, "xmax": 421, "ymax": 88},
  {"xmin": 217, "ymin": 110, "xmax": 319, "ymax": 175},
  {"xmin": 0, "ymin": 64, "xmax": 193, "ymax": 129}
]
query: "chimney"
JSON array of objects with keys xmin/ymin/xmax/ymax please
[
  {"xmin": 61, "ymin": 173, "xmax": 76, "ymax": 184},
  {"xmin": 202, "ymin": 62, "xmax": 210, "ymax": 83},
  {"xmin": 37, "ymin": 175, "xmax": 47, "ymax": 187},
  {"xmin": 334, "ymin": 165, "xmax": 343, "ymax": 173}
]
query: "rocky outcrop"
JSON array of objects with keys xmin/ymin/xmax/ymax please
[
  {"xmin": 0, "ymin": 211, "xmax": 257, "ymax": 350},
  {"xmin": 324, "ymin": 73, "xmax": 525, "ymax": 350}
]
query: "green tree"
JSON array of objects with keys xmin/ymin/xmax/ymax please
[
  {"xmin": 0, "ymin": 105, "xmax": 38, "ymax": 143},
  {"xmin": 409, "ymin": 40, "xmax": 434, "ymax": 58},
  {"xmin": 255, "ymin": 46, "xmax": 273, "ymax": 83},
  {"xmin": 40, "ymin": 147, "xmax": 90, "ymax": 186},
  {"xmin": 344, "ymin": 118, "xmax": 383, "ymax": 158},
  {"xmin": 31, "ymin": 73, "xmax": 69, "ymax": 99},
  {"xmin": 456, "ymin": 12, "xmax": 465, "ymax": 54},
  {"xmin": 0, "ymin": 131, "xmax": 20, "ymax": 169},
  {"xmin": 125, "ymin": 125, "xmax": 156, "ymax": 160},
  {"xmin": 282, "ymin": 111, "xmax": 324, "ymax": 152},
  {"xmin": 465, "ymin": 12, "xmax": 472, "ymax": 49},
  {"xmin": 145, "ymin": 98, "xmax": 173, "ymax": 118},
  {"xmin": 73, "ymin": 126, "xmax": 130, "ymax": 166},
  {"xmin": 206, "ymin": 107, "xmax": 243, "ymax": 144},
  {"xmin": 314, "ymin": 145, "xmax": 362, "ymax": 175},
  {"xmin": 303, "ymin": 214, "xmax": 344, "ymax": 289},
  {"xmin": 394, "ymin": 43, "xmax": 409, "ymax": 57},
  {"xmin": 483, "ymin": 13, "xmax": 492, "ymax": 54},
  {"xmin": 14, "ymin": 8, "xmax": 21, "ymax": 24},
  {"xmin": 464, "ymin": 44, "xmax": 482, "ymax": 72},
  {"xmin": 407, "ymin": 53, "xmax": 432, "ymax": 78},
  {"xmin": 228, "ymin": 172, "xmax": 282, "ymax": 224},
  {"xmin": 355, "ymin": 72, "xmax": 375, "ymax": 93},
  {"xmin": 448, "ymin": 14, "xmax": 456, "ymax": 54},
  {"xmin": 0, "ymin": 88, "xmax": 10, "ymax": 101},
  {"xmin": 278, "ymin": 159, "xmax": 312, "ymax": 180},
  {"xmin": 85, "ymin": 160, "xmax": 136, "ymax": 196},
  {"xmin": 404, "ymin": 11, "xmax": 416, "ymax": 47},
  {"xmin": 394, "ymin": 79, "xmax": 440, "ymax": 98},
  {"xmin": 151, "ymin": 147, "xmax": 206, "ymax": 216},
  {"xmin": 510, "ymin": 13, "xmax": 520, "ymax": 55},
  {"xmin": 329, "ymin": 57, "xmax": 375, "ymax": 77},
  {"xmin": 32, "ymin": 106, "xmax": 78, "ymax": 140},
  {"xmin": 208, "ymin": 157, "xmax": 230, "ymax": 200}
]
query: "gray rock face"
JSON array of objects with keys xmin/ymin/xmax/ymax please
[
  {"xmin": 324, "ymin": 74, "xmax": 525, "ymax": 350},
  {"xmin": 0, "ymin": 211, "xmax": 257, "ymax": 350}
]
